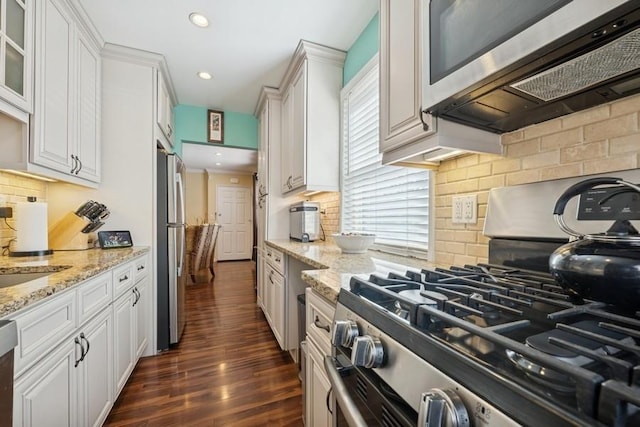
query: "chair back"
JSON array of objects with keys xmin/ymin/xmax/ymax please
[
  {"xmin": 205, "ymin": 224, "xmax": 222, "ymax": 266},
  {"xmin": 192, "ymin": 224, "xmax": 211, "ymax": 273}
]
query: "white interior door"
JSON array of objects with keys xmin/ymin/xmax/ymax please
[{"xmin": 216, "ymin": 185, "xmax": 252, "ymax": 261}]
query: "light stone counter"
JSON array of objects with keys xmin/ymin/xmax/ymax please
[
  {"xmin": 0, "ymin": 247, "xmax": 150, "ymax": 317},
  {"xmin": 265, "ymin": 240, "xmax": 434, "ymax": 303}
]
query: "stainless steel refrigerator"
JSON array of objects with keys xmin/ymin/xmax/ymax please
[{"xmin": 157, "ymin": 148, "xmax": 186, "ymax": 351}]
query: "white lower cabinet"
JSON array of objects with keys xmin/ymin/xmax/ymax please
[
  {"xmin": 113, "ymin": 265, "xmax": 149, "ymax": 398},
  {"xmin": 135, "ymin": 275, "xmax": 150, "ymax": 360},
  {"xmin": 14, "ymin": 338, "xmax": 78, "ymax": 426},
  {"xmin": 264, "ymin": 261, "xmax": 285, "ymax": 349},
  {"xmin": 13, "ymin": 302, "xmax": 113, "ymax": 427},
  {"xmin": 305, "ymin": 288, "xmax": 335, "ymax": 426},
  {"xmin": 10, "ymin": 252, "xmax": 150, "ymax": 427},
  {"xmin": 113, "ymin": 287, "xmax": 135, "ymax": 397},
  {"xmin": 306, "ymin": 338, "xmax": 332, "ymax": 427},
  {"xmin": 256, "ymin": 252, "xmax": 265, "ymax": 311},
  {"xmin": 78, "ymin": 309, "xmax": 113, "ymax": 427}
]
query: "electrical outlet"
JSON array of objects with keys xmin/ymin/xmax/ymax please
[
  {"xmin": 462, "ymin": 194, "xmax": 477, "ymax": 224},
  {"xmin": 452, "ymin": 196, "xmax": 464, "ymax": 223},
  {"xmin": 452, "ymin": 194, "xmax": 477, "ymax": 224}
]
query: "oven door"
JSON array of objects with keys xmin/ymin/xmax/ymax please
[{"xmin": 324, "ymin": 354, "xmax": 416, "ymax": 427}]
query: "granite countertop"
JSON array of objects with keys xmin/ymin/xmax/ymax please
[
  {"xmin": 265, "ymin": 239, "xmax": 434, "ymax": 303},
  {"xmin": 0, "ymin": 247, "xmax": 150, "ymax": 318}
]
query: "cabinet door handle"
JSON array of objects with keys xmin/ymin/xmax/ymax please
[
  {"xmin": 132, "ymin": 287, "xmax": 140, "ymax": 306},
  {"xmin": 137, "ymin": 265, "xmax": 145, "ymax": 272},
  {"xmin": 70, "ymin": 155, "xmax": 78, "ymax": 174},
  {"xmin": 119, "ymin": 274, "xmax": 129, "ymax": 283},
  {"xmin": 74, "ymin": 336, "xmax": 84, "ymax": 367},
  {"xmin": 268, "ymin": 270, "xmax": 274, "ymax": 284},
  {"xmin": 419, "ymin": 108, "xmax": 430, "ymax": 132},
  {"xmin": 275, "ymin": 256, "xmax": 281, "ymax": 263},
  {"xmin": 79, "ymin": 332, "xmax": 90, "ymax": 361},
  {"xmin": 167, "ymin": 123, "xmax": 173, "ymax": 137},
  {"xmin": 76, "ymin": 156, "xmax": 83, "ymax": 174},
  {"xmin": 314, "ymin": 315, "xmax": 330, "ymax": 332}
]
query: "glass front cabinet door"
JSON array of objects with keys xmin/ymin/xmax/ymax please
[{"xmin": 0, "ymin": 0, "xmax": 33, "ymax": 113}]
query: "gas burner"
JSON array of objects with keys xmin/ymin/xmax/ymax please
[{"xmin": 506, "ymin": 320, "xmax": 634, "ymax": 393}]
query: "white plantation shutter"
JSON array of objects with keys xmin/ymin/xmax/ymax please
[{"xmin": 341, "ymin": 61, "xmax": 430, "ymax": 255}]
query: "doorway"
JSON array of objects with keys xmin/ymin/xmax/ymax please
[{"xmin": 215, "ymin": 185, "xmax": 253, "ymax": 261}]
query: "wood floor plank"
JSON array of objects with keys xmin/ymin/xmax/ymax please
[{"xmin": 104, "ymin": 261, "xmax": 303, "ymax": 426}]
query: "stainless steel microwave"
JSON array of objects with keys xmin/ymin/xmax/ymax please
[{"xmin": 422, "ymin": 0, "xmax": 640, "ymax": 133}]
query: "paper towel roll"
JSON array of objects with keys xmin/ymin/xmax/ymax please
[{"xmin": 14, "ymin": 199, "xmax": 49, "ymax": 252}]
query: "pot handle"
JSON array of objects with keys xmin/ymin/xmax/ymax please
[{"xmin": 552, "ymin": 177, "xmax": 624, "ymax": 215}]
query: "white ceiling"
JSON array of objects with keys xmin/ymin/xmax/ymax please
[
  {"xmin": 78, "ymin": 0, "xmax": 379, "ymax": 173},
  {"xmin": 181, "ymin": 143, "xmax": 257, "ymax": 174}
]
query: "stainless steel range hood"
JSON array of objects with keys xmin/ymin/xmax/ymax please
[{"xmin": 427, "ymin": 3, "xmax": 640, "ymax": 134}]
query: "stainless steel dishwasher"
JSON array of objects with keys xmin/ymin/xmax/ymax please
[{"xmin": 0, "ymin": 320, "xmax": 17, "ymax": 427}]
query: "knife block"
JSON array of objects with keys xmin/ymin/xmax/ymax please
[{"xmin": 48, "ymin": 212, "xmax": 91, "ymax": 250}]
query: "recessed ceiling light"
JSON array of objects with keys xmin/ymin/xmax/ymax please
[
  {"xmin": 189, "ymin": 12, "xmax": 209, "ymax": 28},
  {"xmin": 215, "ymin": 162, "xmax": 222, "ymax": 166},
  {"xmin": 215, "ymin": 152, "xmax": 222, "ymax": 156},
  {"xmin": 197, "ymin": 71, "xmax": 212, "ymax": 80}
]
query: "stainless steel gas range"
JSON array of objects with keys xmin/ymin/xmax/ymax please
[{"xmin": 325, "ymin": 171, "xmax": 640, "ymax": 427}]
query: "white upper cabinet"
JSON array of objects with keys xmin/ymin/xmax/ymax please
[
  {"xmin": 0, "ymin": 0, "xmax": 33, "ymax": 113},
  {"xmin": 280, "ymin": 40, "xmax": 345, "ymax": 195},
  {"xmin": 379, "ymin": 0, "xmax": 501, "ymax": 166},
  {"xmin": 156, "ymin": 70, "xmax": 175, "ymax": 149},
  {"xmin": 31, "ymin": 0, "xmax": 102, "ymax": 184},
  {"xmin": 379, "ymin": 0, "xmax": 435, "ymax": 154}
]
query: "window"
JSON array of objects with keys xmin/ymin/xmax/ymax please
[{"xmin": 340, "ymin": 58, "xmax": 430, "ymax": 256}]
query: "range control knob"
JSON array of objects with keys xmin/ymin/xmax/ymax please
[
  {"xmin": 331, "ymin": 320, "xmax": 359, "ymax": 348},
  {"xmin": 351, "ymin": 335, "xmax": 384, "ymax": 368},
  {"xmin": 417, "ymin": 388, "xmax": 470, "ymax": 427}
]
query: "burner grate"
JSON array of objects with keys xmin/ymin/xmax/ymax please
[{"xmin": 345, "ymin": 263, "xmax": 640, "ymax": 424}]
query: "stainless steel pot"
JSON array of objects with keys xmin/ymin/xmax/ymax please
[{"xmin": 549, "ymin": 177, "xmax": 640, "ymax": 308}]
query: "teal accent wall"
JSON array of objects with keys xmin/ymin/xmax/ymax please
[
  {"xmin": 174, "ymin": 105, "xmax": 258, "ymax": 152},
  {"xmin": 343, "ymin": 12, "xmax": 379, "ymax": 86}
]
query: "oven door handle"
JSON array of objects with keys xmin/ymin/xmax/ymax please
[{"xmin": 324, "ymin": 356, "xmax": 368, "ymax": 427}]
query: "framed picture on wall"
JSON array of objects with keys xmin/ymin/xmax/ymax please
[{"xmin": 207, "ymin": 109, "xmax": 224, "ymax": 143}]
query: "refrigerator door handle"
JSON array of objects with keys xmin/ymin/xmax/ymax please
[{"xmin": 176, "ymin": 172, "xmax": 186, "ymax": 276}]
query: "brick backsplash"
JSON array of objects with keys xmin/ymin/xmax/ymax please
[
  {"xmin": 309, "ymin": 192, "xmax": 340, "ymax": 241},
  {"xmin": 0, "ymin": 171, "xmax": 48, "ymax": 251},
  {"xmin": 434, "ymin": 92, "xmax": 640, "ymax": 267}
]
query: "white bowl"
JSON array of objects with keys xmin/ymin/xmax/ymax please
[{"xmin": 332, "ymin": 233, "xmax": 376, "ymax": 254}]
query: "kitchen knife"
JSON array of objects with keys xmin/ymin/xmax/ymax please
[
  {"xmin": 81, "ymin": 221, "xmax": 104, "ymax": 233},
  {"xmin": 84, "ymin": 204, "xmax": 103, "ymax": 221},
  {"xmin": 75, "ymin": 201, "xmax": 95, "ymax": 217}
]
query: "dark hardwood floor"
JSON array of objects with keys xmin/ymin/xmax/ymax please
[{"xmin": 104, "ymin": 260, "xmax": 303, "ymax": 426}]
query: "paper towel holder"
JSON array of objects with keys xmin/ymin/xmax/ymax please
[{"xmin": 9, "ymin": 196, "xmax": 54, "ymax": 257}]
